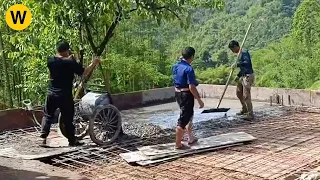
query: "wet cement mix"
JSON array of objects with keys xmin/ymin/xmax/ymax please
[
  {"xmin": 0, "ymin": 105, "xmax": 288, "ymax": 159},
  {"xmin": 0, "ymin": 124, "xmax": 76, "ymax": 157}
]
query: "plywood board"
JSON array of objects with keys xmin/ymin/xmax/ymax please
[
  {"xmin": 136, "ymin": 143, "xmax": 243, "ymax": 166},
  {"xmin": 138, "ymin": 132, "xmax": 255, "ymax": 156}
]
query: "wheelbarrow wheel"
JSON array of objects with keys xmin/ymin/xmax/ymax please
[
  {"xmin": 58, "ymin": 106, "xmax": 89, "ymax": 140},
  {"xmin": 89, "ymin": 104, "xmax": 122, "ymax": 146}
]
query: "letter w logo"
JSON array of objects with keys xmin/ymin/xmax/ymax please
[{"xmin": 10, "ymin": 11, "xmax": 27, "ymax": 24}]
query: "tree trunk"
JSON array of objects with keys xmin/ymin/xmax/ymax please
[
  {"xmin": 79, "ymin": 26, "xmax": 84, "ymax": 66},
  {"xmin": 104, "ymin": 25, "xmax": 111, "ymax": 93},
  {"xmin": 0, "ymin": 57, "xmax": 5, "ymax": 108},
  {"xmin": 0, "ymin": 31, "xmax": 13, "ymax": 107},
  {"xmin": 18, "ymin": 66, "xmax": 22, "ymax": 104},
  {"xmin": 13, "ymin": 67, "xmax": 17, "ymax": 105}
]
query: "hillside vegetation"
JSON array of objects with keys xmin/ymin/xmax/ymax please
[{"xmin": 1, "ymin": 0, "xmax": 320, "ymax": 109}]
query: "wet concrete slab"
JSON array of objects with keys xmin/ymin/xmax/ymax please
[
  {"xmin": 0, "ymin": 98, "xmax": 270, "ymax": 161},
  {"xmin": 0, "ymin": 128, "xmax": 91, "ymax": 160},
  {"xmin": 121, "ymin": 98, "xmax": 270, "ymax": 129}
]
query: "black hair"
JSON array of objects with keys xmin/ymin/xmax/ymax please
[
  {"xmin": 56, "ymin": 41, "xmax": 70, "ymax": 53},
  {"xmin": 182, "ymin": 47, "xmax": 195, "ymax": 59},
  {"xmin": 228, "ymin": 40, "xmax": 239, "ymax": 49}
]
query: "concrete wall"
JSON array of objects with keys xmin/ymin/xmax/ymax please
[
  {"xmin": 0, "ymin": 108, "xmax": 43, "ymax": 132},
  {"xmin": 197, "ymin": 84, "xmax": 320, "ymax": 107},
  {"xmin": 0, "ymin": 87, "xmax": 176, "ymax": 132},
  {"xmin": 111, "ymin": 87, "xmax": 175, "ymax": 110},
  {"xmin": 1, "ymin": 84, "xmax": 320, "ymax": 132}
]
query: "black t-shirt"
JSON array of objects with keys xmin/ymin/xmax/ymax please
[{"xmin": 47, "ymin": 56, "xmax": 85, "ymax": 96}]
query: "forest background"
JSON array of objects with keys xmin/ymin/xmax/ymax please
[{"xmin": 0, "ymin": 0, "xmax": 319, "ymax": 109}]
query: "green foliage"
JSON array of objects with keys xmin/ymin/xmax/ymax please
[
  {"xmin": 251, "ymin": 36, "xmax": 320, "ymax": 89},
  {"xmin": 247, "ymin": 0, "xmax": 320, "ymax": 90},
  {"xmin": 2, "ymin": 0, "xmax": 320, "ymax": 111},
  {"xmin": 292, "ymin": 0, "xmax": 320, "ymax": 47},
  {"xmin": 0, "ymin": 0, "xmax": 223, "ymax": 109},
  {"xmin": 196, "ymin": 65, "xmax": 234, "ymax": 85},
  {"xmin": 162, "ymin": 0, "xmax": 301, "ymax": 69},
  {"xmin": 309, "ymin": 80, "xmax": 320, "ymax": 90}
]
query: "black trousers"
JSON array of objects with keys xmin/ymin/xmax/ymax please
[
  {"xmin": 40, "ymin": 91, "xmax": 75, "ymax": 142},
  {"xmin": 175, "ymin": 91, "xmax": 194, "ymax": 129}
]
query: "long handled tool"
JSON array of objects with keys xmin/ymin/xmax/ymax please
[
  {"xmin": 73, "ymin": 56, "xmax": 100, "ymax": 99},
  {"xmin": 201, "ymin": 23, "xmax": 252, "ymax": 114}
]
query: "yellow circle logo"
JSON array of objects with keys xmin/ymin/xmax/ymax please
[{"xmin": 5, "ymin": 4, "xmax": 32, "ymax": 31}]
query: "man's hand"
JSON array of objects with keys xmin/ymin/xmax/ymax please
[{"xmin": 197, "ymin": 99, "xmax": 204, "ymax": 108}]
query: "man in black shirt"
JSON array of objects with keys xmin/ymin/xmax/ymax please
[{"xmin": 40, "ymin": 41, "xmax": 100, "ymax": 147}]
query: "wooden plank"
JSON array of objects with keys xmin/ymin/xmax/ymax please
[
  {"xmin": 136, "ymin": 143, "xmax": 244, "ymax": 166},
  {"xmin": 138, "ymin": 132, "xmax": 255, "ymax": 156}
]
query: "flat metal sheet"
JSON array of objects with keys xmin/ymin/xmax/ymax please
[
  {"xmin": 120, "ymin": 132, "xmax": 256, "ymax": 163},
  {"xmin": 120, "ymin": 149, "xmax": 184, "ymax": 163},
  {"xmin": 136, "ymin": 143, "xmax": 243, "ymax": 166},
  {"xmin": 138, "ymin": 132, "xmax": 255, "ymax": 156}
]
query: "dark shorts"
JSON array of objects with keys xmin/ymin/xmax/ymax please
[{"xmin": 175, "ymin": 91, "xmax": 194, "ymax": 129}]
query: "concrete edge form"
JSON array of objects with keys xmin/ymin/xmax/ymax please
[{"xmin": 197, "ymin": 84, "xmax": 320, "ymax": 107}]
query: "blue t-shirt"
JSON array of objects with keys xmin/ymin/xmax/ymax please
[
  {"xmin": 172, "ymin": 59, "xmax": 198, "ymax": 88},
  {"xmin": 237, "ymin": 50, "xmax": 254, "ymax": 77}
]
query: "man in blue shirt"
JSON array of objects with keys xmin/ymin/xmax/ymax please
[
  {"xmin": 229, "ymin": 40, "xmax": 255, "ymax": 120},
  {"xmin": 172, "ymin": 47, "xmax": 204, "ymax": 149}
]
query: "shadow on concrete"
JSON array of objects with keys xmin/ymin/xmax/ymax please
[{"xmin": 0, "ymin": 165, "xmax": 90, "ymax": 180}]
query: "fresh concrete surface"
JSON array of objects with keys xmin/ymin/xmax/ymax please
[
  {"xmin": 121, "ymin": 98, "xmax": 270, "ymax": 129},
  {"xmin": 0, "ymin": 157, "xmax": 90, "ymax": 180}
]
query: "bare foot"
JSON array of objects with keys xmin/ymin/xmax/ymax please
[{"xmin": 188, "ymin": 137, "xmax": 198, "ymax": 145}]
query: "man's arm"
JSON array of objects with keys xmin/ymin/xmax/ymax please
[
  {"xmin": 186, "ymin": 68, "xmax": 201, "ymax": 99},
  {"xmin": 72, "ymin": 56, "xmax": 100, "ymax": 77},
  {"xmin": 187, "ymin": 68, "xmax": 204, "ymax": 108},
  {"xmin": 83, "ymin": 62, "xmax": 97, "ymax": 77}
]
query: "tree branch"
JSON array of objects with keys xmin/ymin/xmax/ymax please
[
  {"xmin": 82, "ymin": 7, "xmax": 98, "ymax": 54},
  {"xmin": 96, "ymin": 2, "xmax": 123, "ymax": 55},
  {"xmin": 165, "ymin": 7, "xmax": 181, "ymax": 20},
  {"xmin": 128, "ymin": 5, "xmax": 166, "ymax": 15},
  {"xmin": 84, "ymin": 22, "xmax": 97, "ymax": 54}
]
